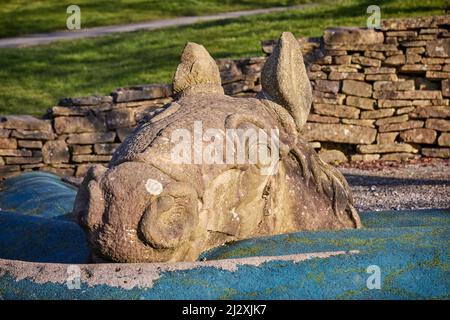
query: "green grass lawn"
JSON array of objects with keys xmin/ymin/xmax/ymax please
[
  {"xmin": 0, "ymin": 0, "xmax": 447, "ymax": 115},
  {"xmin": 0, "ymin": 0, "xmax": 315, "ymax": 38}
]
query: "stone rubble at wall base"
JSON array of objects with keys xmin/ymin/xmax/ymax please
[{"xmin": 1, "ymin": 15, "xmax": 449, "ymax": 178}]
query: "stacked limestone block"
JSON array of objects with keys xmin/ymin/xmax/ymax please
[
  {"xmin": 0, "ymin": 116, "xmax": 56, "ymax": 177},
  {"xmin": 297, "ymin": 16, "xmax": 450, "ymax": 163},
  {"xmin": 0, "ymin": 86, "xmax": 173, "ymax": 178},
  {"xmin": 216, "ymin": 57, "xmax": 265, "ymax": 97},
  {"xmin": 53, "ymin": 85, "xmax": 172, "ymax": 177}
]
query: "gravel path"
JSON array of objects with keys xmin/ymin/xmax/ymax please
[
  {"xmin": 339, "ymin": 160, "xmax": 450, "ymax": 212},
  {"xmin": 0, "ymin": 4, "xmax": 313, "ymax": 48}
]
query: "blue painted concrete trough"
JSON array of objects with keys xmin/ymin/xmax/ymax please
[{"xmin": 0, "ymin": 172, "xmax": 448, "ymax": 299}]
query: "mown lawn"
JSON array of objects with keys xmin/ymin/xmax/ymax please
[
  {"xmin": 0, "ymin": 0, "xmax": 315, "ymax": 38},
  {"xmin": 0, "ymin": 0, "xmax": 447, "ymax": 115}
]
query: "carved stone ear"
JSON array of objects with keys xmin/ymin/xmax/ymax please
[
  {"xmin": 172, "ymin": 42, "xmax": 223, "ymax": 96},
  {"xmin": 139, "ymin": 182, "xmax": 199, "ymax": 250},
  {"xmin": 260, "ymin": 32, "xmax": 312, "ymax": 131}
]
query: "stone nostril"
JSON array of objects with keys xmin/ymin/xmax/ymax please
[
  {"xmin": 80, "ymin": 180, "xmax": 105, "ymax": 230},
  {"xmin": 72, "ymin": 165, "xmax": 107, "ymax": 231}
]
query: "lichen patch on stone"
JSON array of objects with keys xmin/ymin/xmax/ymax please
[{"xmin": 145, "ymin": 179, "xmax": 163, "ymax": 195}]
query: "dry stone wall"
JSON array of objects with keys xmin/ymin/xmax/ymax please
[{"xmin": 1, "ymin": 15, "xmax": 449, "ymax": 178}]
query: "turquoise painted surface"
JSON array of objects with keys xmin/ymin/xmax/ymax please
[
  {"xmin": 360, "ymin": 209, "xmax": 450, "ymax": 228},
  {"xmin": 200, "ymin": 214, "xmax": 450, "ymax": 260},
  {"xmin": 0, "ymin": 172, "xmax": 448, "ymax": 299},
  {"xmin": 0, "ymin": 211, "xmax": 90, "ymax": 263},
  {"xmin": 0, "ymin": 172, "xmax": 89, "ymax": 263},
  {"xmin": 0, "ymin": 171, "xmax": 77, "ymax": 219},
  {"xmin": 0, "ymin": 243, "xmax": 448, "ymax": 299}
]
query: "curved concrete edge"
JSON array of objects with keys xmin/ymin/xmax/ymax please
[
  {"xmin": 1, "ymin": 245, "xmax": 448, "ymax": 299},
  {"xmin": 0, "ymin": 250, "xmax": 358, "ymax": 291}
]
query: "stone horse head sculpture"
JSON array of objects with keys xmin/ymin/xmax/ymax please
[{"xmin": 73, "ymin": 32, "xmax": 361, "ymax": 263}]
